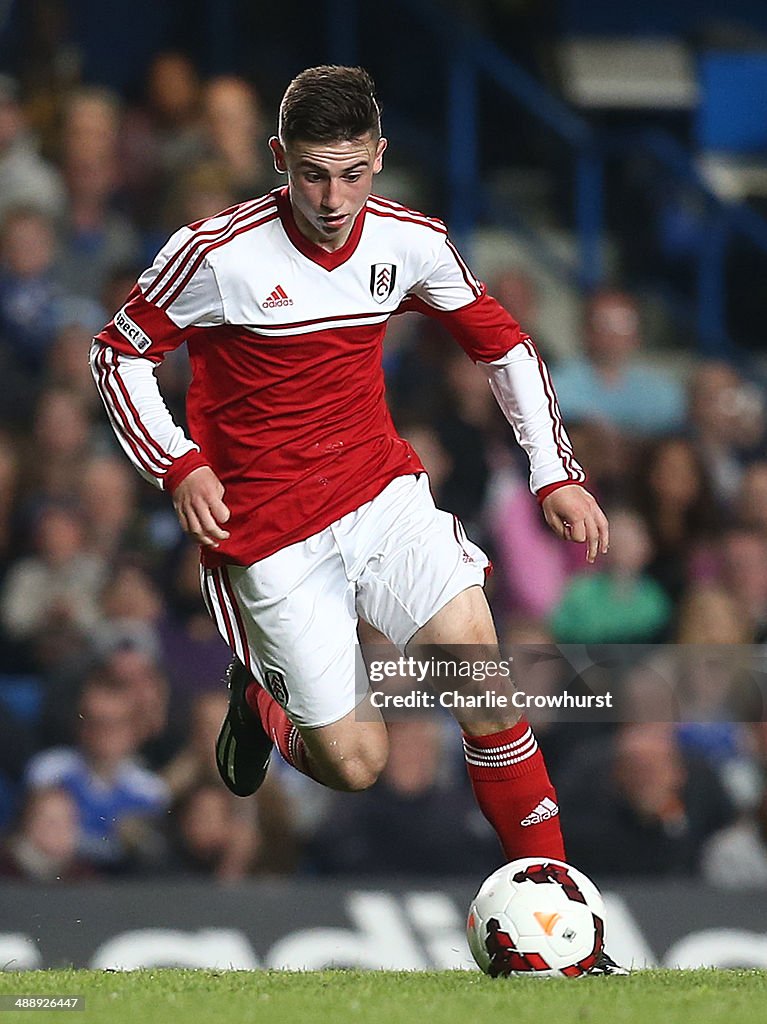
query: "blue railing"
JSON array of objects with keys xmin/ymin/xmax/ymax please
[{"xmin": 326, "ymin": 0, "xmax": 767, "ymax": 355}]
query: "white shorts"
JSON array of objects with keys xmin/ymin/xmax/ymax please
[{"xmin": 200, "ymin": 473, "xmax": 489, "ymax": 728}]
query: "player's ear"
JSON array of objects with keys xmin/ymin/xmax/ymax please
[
  {"xmin": 373, "ymin": 137, "xmax": 387, "ymax": 174},
  {"xmin": 269, "ymin": 136, "xmax": 288, "ymax": 173}
]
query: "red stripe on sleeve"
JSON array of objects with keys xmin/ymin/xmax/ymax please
[
  {"xmin": 107, "ymin": 353, "xmax": 173, "ymax": 469},
  {"xmin": 520, "ymin": 339, "xmax": 573, "ymax": 481},
  {"xmin": 94, "ymin": 347, "xmax": 168, "ymax": 478}
]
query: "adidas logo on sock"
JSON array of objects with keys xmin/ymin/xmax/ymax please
[
  {"xmin": 263, "ymin": 284, "xmax": 293, "ymax": 307},
  {"xmin": 520, "ymin": 796, "xmax": 559, "ymax": 827}
]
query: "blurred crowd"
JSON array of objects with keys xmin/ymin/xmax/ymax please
[{"xmin": 1, "ymin": 51, "xmax": 767, "ymax": 889}]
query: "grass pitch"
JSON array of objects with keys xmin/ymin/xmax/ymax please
[{"xmin": 0, "ymin": 968, "xmax": 764, "ymax": 1023}]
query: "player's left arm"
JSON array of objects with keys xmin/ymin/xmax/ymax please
[
  {"xmin": 479, "ymin": 339, "xmax": 609, "ymax": 563},
  {"xmin": 406, "ymin": 233, "xmax": 608, "ymax": 562}
]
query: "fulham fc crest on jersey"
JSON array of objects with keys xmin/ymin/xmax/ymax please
[{"xmin": 370, "ymin": 263, "xmax": 397, "ymax": 304}]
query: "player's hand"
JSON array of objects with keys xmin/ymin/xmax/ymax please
[
  {"xmin": 172, "ymin": 466, "xmax": 231, "ymax": 548},
  {"xmin": 541, "ymin": 484, "xmax": 609, "ymax": 564}
]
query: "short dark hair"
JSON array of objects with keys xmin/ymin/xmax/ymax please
[{"xmin": 278, "ymin": 65, "xmax": 381, "ymax": 144}]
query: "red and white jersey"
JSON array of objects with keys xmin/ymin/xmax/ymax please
[{"xmin": 91, "ymin": 186, "xmax": 583, "ymax": 567}]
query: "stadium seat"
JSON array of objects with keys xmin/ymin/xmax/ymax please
[
  {"xmin": 558, "ymin": 37, "xmax": 697, "ymax": 110},
  {"xmin": 696, "ymin": 52, "xmax": 767, "ymax": 200},
  {"xmin": 0, "ymin": 675, "xmax": 43, "ymax": 725}
]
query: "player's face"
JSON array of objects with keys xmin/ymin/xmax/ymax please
[{"xmin": 270, "ymin": 132, "xmax": 387, "ymax": 250}]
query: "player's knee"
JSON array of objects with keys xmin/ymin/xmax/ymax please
[{"xmin": 329, "ymin": 747, "xmax": 387, "ymax": 792}]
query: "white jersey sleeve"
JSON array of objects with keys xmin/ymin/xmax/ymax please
[
  {"xmin": 137, "ymin": 223, "xmax": 226, "ymax": 329},
  {"xmin": 89, "ymin": 341, "xmax": 209, "ymax": 492},
  {"xmin": 480, "ymin": 341, "xmax": 586, "ymax": 496},
  {"xmin": 89, "ymin": 221, "xmax": 229, "ymax": 492},
  {"xmin": 411, "ymin": 234, "xmax": 484, "ymax": 311}
]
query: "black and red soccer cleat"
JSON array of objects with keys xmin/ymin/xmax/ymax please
[
  {"xmin": 215, "ymin": 659, "xmax": 273, "ymax": 797},
  {"xmin": 588, "ymin": 950, "xmax": 630, "ymax": 976}
]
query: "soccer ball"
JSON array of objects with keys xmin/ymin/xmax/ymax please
[{"xmin": 467, "ymin": 857, "xmax": 605, "ymax": 978}]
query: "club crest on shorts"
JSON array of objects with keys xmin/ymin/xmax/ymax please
[
  {"xmin": 370, "ymin": 263, "xmax": 397, "ymax": 303},
  {"xmin": 264, "ymin": 669, "xmax": 289, "ymax": 707}
]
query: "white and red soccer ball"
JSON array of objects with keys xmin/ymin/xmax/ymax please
[{"xmin": 467, "ymin": 858, "xmax": 605, "ymax": 978}]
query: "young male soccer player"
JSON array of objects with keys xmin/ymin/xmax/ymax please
[{"xmin": 91, "ymin": 65, "xmax": 623, "ymax": 973}]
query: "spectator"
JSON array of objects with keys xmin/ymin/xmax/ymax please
[
  {"xmin": 21, "ymin": 387, "xmax": 92, "ymax": 504},
  {"xmin": 702, "ymin": 785, "xmax": 767, "ymax": 888},
  {"xmin": 164, "ymin": 159, "xmax": 238, "ymax": 230},
  {"xmin": 0, "ymin": 432, "xmax": 20, "ymax": 572},
  {"xmin": 0, "ymin": 787, "xmax": 97, "ymax": 881},
  {"xmin": 0, "ymin": 74, "xmax": 64, "ymax": 221},
  {"xmin": 485, "ymin": 458, "xmax": 584, "ymax": 620},
  {"xmin": 719, "ymin": 528, "xmax": 767, "ymax": 642},
  {"xmin": 45, "ymin": 298, "xmax": 107, "ymax": 412},
  {"xmin": 490, "ymin": 266, "xmax": 554, "ymax": 358},
  {"xmin": 76, "ymin": 455, "xmax": 139, "ymax": 561},
  {"xmin": 101, "ymin": 264, "xmax": 143, "ymax": 321},
  {"xmin": 308, "ymin": 719, "xmax": 501, "ymax": 876},
  {"xmin": 165, "ymin": 783, "xmax": 259, "ymax": 880},
  {"xmin": 59, "ymin": 86, "xmax": 121, "ymax": 163},
  {"xmin": 0, "ymin": 503, "xmax": 105, "ymax": 647},
  {"xmin": 433, "ymin": 348, "xmax": 501, "ymax": 529},
  {"xmin": 635, "ymin": 435, "xmax": 721, "ymax": 600},
  {"xmin": 162, "ymin": 691, "xmax": 229, "ymax": 799},
  {"xmin": 56, "ymin": 88, "xmax": 141, "ymax": 300},
  {"xmin": 398, "ymin": 423, "xmax": 453, "ymax": 506},
  {"xmin": 100, "ymin": 642, "xmax": 181, "ymax": 771},
  {"xmin": 39, "ymin": 634, "xmax": 162, "ymax": 756},
  {"xmin": 201, "ymin": 76, "xmax": 274, "ymax": 202},
  {"xmin": 553, "ymin": 289, "xmax": 686, "ymax": 437},
  {"xmin": 158, "ymin": 544, "xmax": 232, "ymax": 706},
  {"xmin": 737, "ymin": 462, "xmax": 767, "ymax": 537},
  {"xmin": 550, "ymin": 508, "xmax": 672, "ymax": 643},
  {"xmin": 120, "ymin": 52, "xmax": 205, "ymax": 227},
  {"xmin": 676, "ymin": 582, "xmax": 754, "ymax": 646},
  {"xmin": 95, "ymin": 560, "xmax": 164, "ymax": 646},
  {"xmin": 673, "ymin": 635, "xmax": 762, "ymax": 812},
  {"xmin": 0, "ymin": 206, "xmax": 62, "ymax": 372},
  {"xmin": 162, "ymin": 691, "xmax": 297, "ymax": 877},
  {"xmin": 688, "ymin": 362, "xmax": 766, "ymax": 505},
  {"xmin": 559, "ymin": 723, "xmax": 734, "ymax": 878},
  {"xmin": 25, "ymin": 679, "xmax": 170, "ymax": 871},
  {"xmin": 565, "ymin": 419, "xmax": 636, "ymax": 506},
  {"xmin": 490, "ymin": 267, "xmax": 539, "ymax": 335}
]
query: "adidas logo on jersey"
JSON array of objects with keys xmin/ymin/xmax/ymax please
[
  {"xmin": 263, "ymin": 285, "xmax": 293, "ymax": 308},
  {"xmin": 520, "ymin": 796, "xmax": 559, "ymax": 827}
]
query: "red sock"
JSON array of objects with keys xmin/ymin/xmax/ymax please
[
  {"xmin": 463, "ymin": 719, "xmax": 566, "ymax": 862},
  {"xmin": 245, "ymin": 682, "xmax": 316, "ymax": 780}
]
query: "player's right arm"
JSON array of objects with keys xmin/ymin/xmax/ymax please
[{"xmin": 90, "ymin": 223, "xmax": 231, "ymax": 547}]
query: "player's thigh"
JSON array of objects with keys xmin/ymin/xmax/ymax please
[
  {"xmin": 409, "ymin": 585, "xmax": 519, "ymax": 733},
  {"xmin": 200, "ymin": 536, "xmax": 362, "ymax": 730},
  {"xmin": 356, "ymin": 473, "xmax": 491, "ymax": 650},
  {"xmin": 409, "ymin": 583, "xmax": 498, "ymax": 649}
]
